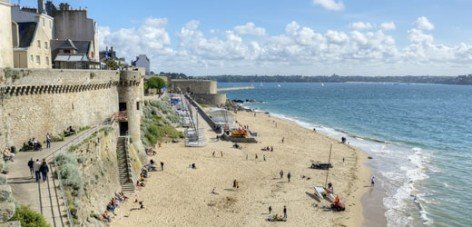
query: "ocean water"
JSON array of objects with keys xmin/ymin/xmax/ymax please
[{"xmin": 221, "ymin": 82, "xmax": 472, "ymax": 226}]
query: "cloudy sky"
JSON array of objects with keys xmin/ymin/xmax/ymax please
[{"xmin": 22, "ymin": 0, "xmax": 472, "ymax": 76}]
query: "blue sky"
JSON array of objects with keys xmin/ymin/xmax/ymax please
[{"xmin": 19, "ymin": 0, "xmax": 472, "ymax": 76}]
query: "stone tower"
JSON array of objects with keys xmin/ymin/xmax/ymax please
[{"xmin": 118, "ymin": 69, "xmax": 144, "ymax": 153}]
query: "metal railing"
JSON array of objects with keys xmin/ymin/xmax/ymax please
[{"xmin": 46, "ymin": 125, "xmax": 107, "ymax": 227}]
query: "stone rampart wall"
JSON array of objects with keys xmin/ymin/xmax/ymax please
[
  {"xmin": 193, "ymin": 93, "xmax": 227, "ymax": 106},
  {"xmin": 0, "ymin": 68, "xmax": 120, "ymax": 149},
  {"xmin": 170, "ymin": 80, "xmax": 217, "ymax": 94}
]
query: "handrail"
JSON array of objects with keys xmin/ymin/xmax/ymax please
[{"xmin": 48, "ymin": 124, "xmax": 108, "ymax": 227}]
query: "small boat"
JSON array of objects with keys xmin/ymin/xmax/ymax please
[
  {"xmin": 277, "ymin": 84, "xmax": 281, "ymax": 87},
  {"xmin": 310, "ymin": 162, "xmax": 333, "ymax": 170},
  {"xmin": 321, "ymin": 83, "xmax": 325, "ymax": 87}
]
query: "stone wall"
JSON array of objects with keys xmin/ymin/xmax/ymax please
[
  {"xmin": 170, "ymin": 79, "xmax": 217, "ymax": 94},
  {"xmin": 66, "ymin": 126, "xmax": 120, "ymax": 226},
  {"xmin": 193, "ymin": 93, "xmax": 227, "ymax": 106},
  {"xmin": 0, "ymin": 1, "xmax": 13, "ymax": 68},
  {"xmin": 0, "ymin": 68, "xmax": 120, "ymax": 149}
]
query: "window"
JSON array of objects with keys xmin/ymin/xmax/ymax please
[
  {"xmin": 30, "ymin": 55, "xmax": 34, "ymax": 61},
  {"xmin": 46, "ymin": 56, "xmax": 49, "ymax": 65},
  {"xmin": 36, "ymin": 55, "xmax": 40, "ymax": 64},
  {"xmin": 137, "ymin": 102, "xmax": 140, "ymax": 110},
  {"xmin": 44, "ymin": 41, "xmax": 48, "ymax": 49},
  {"xmin": 37, "ymin": 40, "xmax": 41, "ymax": 48}
]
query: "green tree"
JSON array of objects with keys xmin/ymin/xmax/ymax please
[
  {"xmin": 105, "ymin": 59, "xmax": 120, "ymax": 70},
  {"xmin": 145, "ymin": 77, "xmax": 167, "ymax": 94}
]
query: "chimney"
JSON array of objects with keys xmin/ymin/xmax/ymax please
[{"xmin": 38, "ymin": 0, "xmax": 45, "ymax": 13}]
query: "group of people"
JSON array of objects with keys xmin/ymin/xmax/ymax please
[
  {"xmin": 267, "ymin": 205, "xmax": 288, "ymax": 222},
  {"xmin": 212, "ymin": 151, "xmax": 224, "ymax": 158},
  {"xmin": 102, "ymin": 192, "xmax": 129, "ymax": 223},
  {"xmin": 279, "ymin": 170, "xmax": 291, "ymax": 182},
  {"xmin": 27, "ymin": 158, "xmax": 49, "ymax": 182},
  {"xmin": 144, "ymin": 159, "xmax": 163, "ymax": 172},
  {"xmin": 261, "ymin": 146, "xmax": 274, "ymax": 152},
  {"xmin": 26, "ymin": 138, "xmax": 42, "ymax": 151}
]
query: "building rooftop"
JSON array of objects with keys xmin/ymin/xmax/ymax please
[{"xmin": 17, "ymin": 22, "xmax": 37, "ymax": 48}]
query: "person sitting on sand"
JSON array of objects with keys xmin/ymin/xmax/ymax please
[
  {"xmin": 189, "ymin": 163, "xmax": 196, "ymax": 169},
  {"xmin": 136, "ymin": 178, "xmax": 145, "ymax": 187},
  {"xmin": 102, "ymin": 211, "xmax": 112, "ymax": 222},
  {"xmin": 106, "ymin": 201, "xmax": 116, "ymax": 213},
  {"xmin": 141, "ymin": 168, "xmax": 148, "ymax": 178},
  {"xmin": 119, "ymin": 192, "xmax": 128, "ymax": 200},
  {"xmin": 145, "ymin": 160, "xmax": 157, "ymax": 171},
  {"xmin": 139, "ymin": 201, "xmax": 145, "ymax": 209},
  {"xmin": 270, "ymin": 146, "xmax": 274, "ymax": 152},
  {"xmin": 327, "ymin": 182, "xmax": 334, "ymax": 194}
]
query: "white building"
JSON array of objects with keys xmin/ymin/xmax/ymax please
[{"xmin": 0, "ymin": 0, "xmax": 14, "ymax": 68}]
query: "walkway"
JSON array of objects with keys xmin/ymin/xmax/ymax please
[{"xmin": 7, "ymin": 126, "xmax": 103, "ymax": 226}]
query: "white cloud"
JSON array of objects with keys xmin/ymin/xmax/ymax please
[
  {"xmin": 380, "ymin": 22, "xmax": 396, "ymax": 30},
  {"xmin": 313, "ymin": 0, "xmax": 345, "ymax": 11},
  {"xmin": 234, "ymin": 22, "xmax": 266, "ymax": 36},
  {"xmin": 99, "ymin": 17, "xmax": 173, "ymax": 61},
  {"xmin": 415, "ymin": 16, "xmax": 435, "ymax": 30},
  {"xmin": 325, "ymin": 30, "xmax": 348, "ymax": 44},
  {"xmin": 99, "ymin": 17, "xmax": 472, "ymax": 76},
  {"xmin": 351, "ymin": 22, "xmax": 373, "ymax": 30}
]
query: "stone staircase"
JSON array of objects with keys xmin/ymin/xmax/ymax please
[{"xmin": 116, "ymin": 137, "xmax": 136, "ymax": 192}]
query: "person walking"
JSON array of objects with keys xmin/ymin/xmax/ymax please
[
  {"xmin": 263, "ymin": 155, "xmax": 266, "ymax": 161},
  {"xmin": 268, "ymin": 206, "xmax": 272, "ymax": 214},
  {"xmin": 27, "ymin": 158, "xmax": 34, "ymax": 177},
  {"xmin": 371, "ymin": 175, "xmax": 375, "ymax": 187},
  {"xmin": 46, "ymin": 133, "xmax": 52, "ymax": 149},
  {"xmin": 160, "ymin": 162, "xmax": 164, "ymax": 171},
  {"xmin": 40, "ymin": 159, "xmax": 49, "ymax": 182},
  {"xmin": 287, "ymin": 172, "xmax": 291, "ymax": 182},
  {"xmin": 279, "ymin": 170, "xmax": 284, "ymax": 179},
  {"xmin": 33, "ymin": 159, "xmax": 41, "ymax": 182},
  {"xmin": 283, "ymin": 205, "xmax": 287, "ymax": 219}
]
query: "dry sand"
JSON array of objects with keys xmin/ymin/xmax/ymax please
[{"xmin": 112, "ymin": 111, "xmax": 371, "ymax": 227}]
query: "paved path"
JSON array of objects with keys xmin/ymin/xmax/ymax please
[{"xmin": 7, "ymin": 126, "xmax": 103, "ymax": 226}]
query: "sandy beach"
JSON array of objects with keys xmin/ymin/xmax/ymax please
[{"xmin": 112, "ymin": 110, "xmax": 372, "ymax": 226}]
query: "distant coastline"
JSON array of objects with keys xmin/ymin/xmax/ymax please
[{"xmin": 161, "ymin": 72, "xmax": 472, "ymax": 85}]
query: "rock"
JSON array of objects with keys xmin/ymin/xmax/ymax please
[
  {"xmin": 0, "ymin": 200, "xmax": 16, "ymax": 222},
  {"xmin": 0, "ymin": 185, "xmax": 13, "ymax": 202}
]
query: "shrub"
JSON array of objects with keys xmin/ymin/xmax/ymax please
[
  {"xmin": 10, "ymin": 205, "xmax": 50, "ymax": 227},
  {"xmin": 55, "ymin": 153, "xmax": 83, "ymax": 193}
]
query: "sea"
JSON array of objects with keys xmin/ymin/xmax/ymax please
[{"xmin": 221, "ymin": 82, "xmax": 472, "ymax": 227}]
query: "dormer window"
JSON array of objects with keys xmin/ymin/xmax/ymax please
[{"xmin": 37, "ymin": 40, "xmax": 41, "ymax": 48}]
